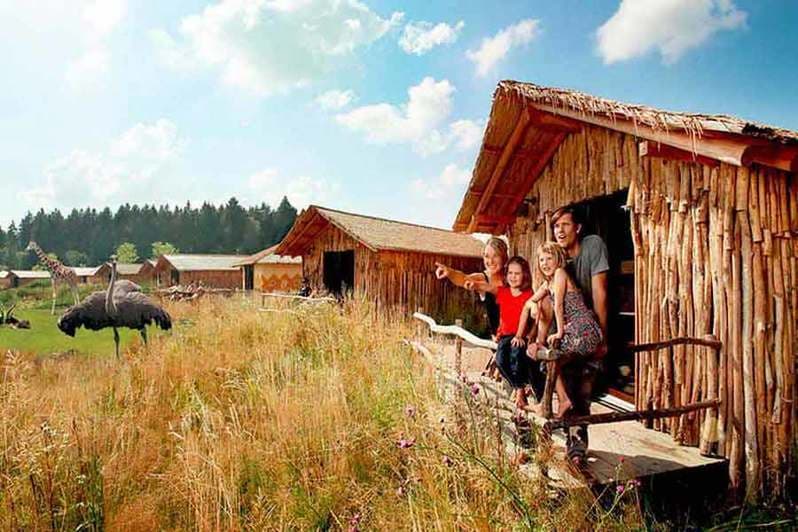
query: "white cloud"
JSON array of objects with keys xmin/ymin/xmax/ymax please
[
  {"xmin": 22, "ymin": 119, "xmax": 187, "ymax": 210},
  {"xmin": 334, "ymin": 77, "xmax": 481, "ymax": 156},
  {"xmin": 596, "ymin": 0, "xmax": 746, "ymax": 64},
  {"xmin": 399, "ymin": 20, "xmax": 464, "ymax": 55},
  {"xmin": 315, "ymin": 89, "xmax": 356, "ymax": 111},
  {"xmin": 466, "ymin": 19, "xmax": 539, "ymax": 77},
  {"xmin": 448, "ymin": 119, "xmax": 484, "ymax": 151},
  {"xmin": 410, "ymin": 163, "xmax": 471, "ymax": 200},
  {"xmin": 247, "ymin": 169, "xmax": 336, "ymax": 208},
  {"xmin": 151, "ymin": 0, "xmax": 403, "ymax": 96},
  {"xmin": 0, "ymin": 0, "xmax": 127, "ymax": 89}
]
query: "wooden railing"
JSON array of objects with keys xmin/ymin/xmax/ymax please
[{"xmin": 412, "ymin": 310, "xmax": 723, "ymax": 434}]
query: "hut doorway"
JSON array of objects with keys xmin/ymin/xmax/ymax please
[
  {"xmin": 571, "ymin": 190, "xmax": 635, "ymax": 401},
  {"xmin": 243, "ymin": 265, "xmax": 254, "ymax": 290},
  {"xmin": 323, "ymin": 250, "xmax": 354, "ymax": 296}
]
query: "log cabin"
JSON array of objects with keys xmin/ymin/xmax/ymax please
[
  {"xmin": 454, "ymin": 80, "xmax": 797, "ymax": 498},
  {"xmin": 154, "ymin": 254, "xmax": 247, "ymax": 289},
  {"xmin": 274, "ymin": 205, "xmax": 486, "ymax": 322},
  {"xmin": 234, "ymin": 244, "xmax": 303, "ymax": 292}
]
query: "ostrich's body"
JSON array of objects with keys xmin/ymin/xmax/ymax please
[
  {"xmin": 26, "ymin": 241, "xmax": 80, "ymax": 314},
  {"xmin": 57, "ymin": 258, "xmax": 171, "ymax": 357}
]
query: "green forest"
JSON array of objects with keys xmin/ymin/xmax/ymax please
[{"xmin": 0, "ymin": 197, "xmax": 298, "ymax": 269}]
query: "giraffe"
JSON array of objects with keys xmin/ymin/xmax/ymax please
[{"xmin": 25, "ymin": 241, "xmax": 81, "ymax": 314}]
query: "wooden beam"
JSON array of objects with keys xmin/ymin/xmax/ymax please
[
  {"xmin": 532, "ymin": 102, "xmax": 753, "ymax": 167},
  {"xmin": 466, "ymin": 108, "xmax": 532, "ymax": 232},
  {"xmin": 741, "ymin": 145, "xmax": 798, "ymax": 173},
  {"xmin": 626, "ymin": 335, "xmax": 722, "ymax": 353},
  {"xmin": 495, "ymin": 132, "xmax": 568, "ymax": 233},
  {"xmin": 639, "ymin": 140, "xmax": 720, "ymax": 167},
  {"xmin": 544, "ymin": 400, "xmax": 721, "ymax": 432},
  {"xmin": 529, "ymin": 109, "xmax": 582, "ymax": 133},
  {"xmin": 473, "ymin": 214, "xmax": 517, "ymax": 225}
]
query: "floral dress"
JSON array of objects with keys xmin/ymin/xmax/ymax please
[{"xmin": 556, "ymin": 290, "xmax": 603, "ymax": 356}]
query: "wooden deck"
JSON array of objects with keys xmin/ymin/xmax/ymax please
[{"xmin": 418, "ymin": 340, "xmax": 725, "ymax": 487}]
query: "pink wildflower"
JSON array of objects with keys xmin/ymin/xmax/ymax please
[
  {"xmin": 443, "ymin": 455, "xmax": 454, "ymax": 467},
  {"xmin": 616, "ymin": 484, "xmax": 625, "ymax": 495},
  {"xmin": 470, "ymin": 383, "xmax": 480, "ymax": 396},
  {"xmin": 397, "ymin": 436, "xmax": 416, "ymax": 449}
]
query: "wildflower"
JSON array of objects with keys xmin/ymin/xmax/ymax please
[
  {"xmin": 348, "ymin": 512, "xmax": 362, "ymax": 532},
  {"xmin": 619, "ymin": 456, "xmax": 625, "ymax": 464},
  {"xmin": 616, "ymin": 484, "xmax": 625, "ymax": 495},
  {"xmin": 470, "ymin": 383, "xmax": 480, "ymax": 396},
  {"xmin": 397, "ymin": 436, "xmax": 416, "ymax": 449},
  {"xmin": 442, "ymin": 455, "xmax": 454, "ymax": 467},
  {"xmin": 404, "ymin": 405, "xmax": 416, "ymax": 418}
]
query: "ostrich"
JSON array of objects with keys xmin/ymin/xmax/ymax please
[{"xmin": 57, "ymin": 256, "xmax": 172, "ymax": 358}]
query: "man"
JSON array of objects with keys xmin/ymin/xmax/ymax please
[{"xmin": 535, "ymin": 205, "xmax": 609, "ymax": 465}]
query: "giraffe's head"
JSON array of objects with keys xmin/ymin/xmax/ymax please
[{"xmin": 25, "ymin": 241, "xmax": 37, "ymax": 252}]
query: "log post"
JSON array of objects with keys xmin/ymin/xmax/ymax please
[
  {"xmin": 454, "ymin": 318, "xmax": 463, "ymax": 377},
  {"xmin": 541, "ymin": 361, "xmax": 556, "ymax": 418}
]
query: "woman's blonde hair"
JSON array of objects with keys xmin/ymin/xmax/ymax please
[
  {"xmin": 535, "ymin": 241, "xmax": 568, "ymax": 280},
  {"xmin": 484, "ymin": 236, "xmax": 509, "ymax": 270}
]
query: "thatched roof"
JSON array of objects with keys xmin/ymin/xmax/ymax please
[
  {"xmin": 275, "ymin": 205, "xmax": 484, "ymax": 258},
  {"xmin": 72, "ymin": 266, "xmax": 103, "ymax": 277},
  {"xmin": 11, "ymin": 270, "xmax": 50, "ymax": 279},
  {"xmin": 500, "ymin": 80, "xmax": 798, "ymax": 145},
  {"xmin": 155, "ymin": 254, "xmax": 247, "ymax": 272},
  {"xmin": 233, "ymin": 245, "xmax": 302, "ymax": 267},
  {"xmin": 454, "ymin": 80, "xmax": 798, "ymax": 234},
  {"xmin": 115, "ymin": 263, "xmax": 143, "ymax": 276}
]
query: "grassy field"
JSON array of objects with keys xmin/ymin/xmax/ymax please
[
  {"xmin": 0, "ymin": 308, "xmax": 140, "ymax": 356},
  {"xmin": 0, "ymin": 294, "xmax": 791, "ymax": 530}
]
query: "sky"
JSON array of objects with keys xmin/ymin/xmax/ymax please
[{"xmin": 1, "ymin": 0, "xmax": 797, "ymax": 230}]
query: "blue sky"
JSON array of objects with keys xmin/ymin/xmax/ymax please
[{"xmin": 1, "ymin": 0, "xmax": 796, "ymax": 230}]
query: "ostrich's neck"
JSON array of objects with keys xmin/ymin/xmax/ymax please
[{"xmin": 106, "ymin": 263, "xmax": 118, "ymax": 315}]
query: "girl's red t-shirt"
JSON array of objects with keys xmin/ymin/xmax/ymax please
[{"xmin": 495, "ymin": 286, "xmax": 532, "ymax": 337}]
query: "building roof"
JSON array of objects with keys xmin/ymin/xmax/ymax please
[
  {"xmin": 0, "ymin": 271, "xmax": 12, "ymax": 279},
  {"xmin": 233, "ymin": 245, "xmax": 302, "ymax": 267},
  {"xmin": 275, "ymin": 205, "xmax": 485, "ymax": 258},
  {"xmin": 72, "ymin": 266, "xmax": 103, "ymax": 277},
  {"xmin": 10, "ymin": 270, "xmax": 51, "ymax": 279},
  {"xmin": 115, "ymin": 263, "xmax": 143, "ymax": 275},
  {"xmin": 156, "ymin": 254, "xmax": 248, "ymax": 272},
  {"xmin": 454, "ymin": 80, "xmax": 798, "ymax": 234}
]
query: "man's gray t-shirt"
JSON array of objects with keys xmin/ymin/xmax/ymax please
[{"xmin": 567, "ymin": 234, "xmax": 609, "ymax": 308}]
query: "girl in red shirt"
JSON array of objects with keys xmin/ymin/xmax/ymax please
[{"xmin": 466, "ymin": 256, "xmax": 533, "ymax": 407}]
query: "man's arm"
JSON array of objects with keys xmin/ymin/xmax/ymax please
[{"xmin": 591, "ymin": 271, "xmax": 609, "ymax": 357}]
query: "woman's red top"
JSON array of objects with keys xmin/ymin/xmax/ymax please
[{"xmin": 495, "ymin": 286, "xmax": 532, "ymax": 337}]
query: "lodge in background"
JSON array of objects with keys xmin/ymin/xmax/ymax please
[
  {"xmin": 71, "ymin": 265, "xmax": 109, "ymax": 284},
  {"xmin": 154, "ymin": 254, "xmax": 247, "ymax": 289},
  {"xmin": 454, "ymin": 80, "xmax": 797, "ymax": 498},
  {"xmin": 275, "ymin": 205, "xmax": 485, "ymax": 321},
  {"xmin": 234, "ymin": 244, "xmax": 302, "ymax": 292}
]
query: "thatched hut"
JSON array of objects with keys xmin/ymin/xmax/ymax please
[
  {"xmin": 455, "ymin": 80, "xmax": 797, "ymax": 497},
  {"xmin": 0, "ymin": 271, "xmax": 15, "ymax": 290},
  {"xmin": 71, "ymin": 265, "xmax": 110, "ymax": 285},
  {"xmin": 274, "ymin": 205, "xmax": 485, "ymax": 319},
  {"xmin": 234, "ymin": 245, "xmax": 302, "ymax": 292},
  {"xmin": 154, "ymin": 254, "xmax": 247, "ymax": 289},
  {"xmin": 9, "ymin": 270, "xmax": 51, "ymax": 288}
]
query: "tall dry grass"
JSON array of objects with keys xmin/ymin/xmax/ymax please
[{"xmin": 0, "ymin": 297, "xmax": 642, "ymax": 530}]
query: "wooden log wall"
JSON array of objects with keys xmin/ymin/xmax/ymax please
[
  {"xmin": 181, "ymin": 270, "xmax": 242, "ymax": 289},
  {"xmin": 508, "ymin": 123, "xmax": 797, "ymax": 498},
  {"xmin": 302, "ymin": 224, "xmax": 484, "ymax": 324}
]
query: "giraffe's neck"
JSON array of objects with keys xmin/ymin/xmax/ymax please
[{"xmin": 32, "ymin": 244, "xmax": 75, "ymax": 282}]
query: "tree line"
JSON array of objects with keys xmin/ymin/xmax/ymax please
[{"xmin": 0, "ymin": 197, "xmax": 298, "ymax": 269}]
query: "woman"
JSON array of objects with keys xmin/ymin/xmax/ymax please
[{"xmin": 434, "ymin": 236, "xmax": 508, "ymax": 338}]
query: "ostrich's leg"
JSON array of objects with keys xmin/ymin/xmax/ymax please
[
  {"xmin": 71, "ymin": 284, "xmax": 80, "ymax": 306},
  {"xmin": 113, "ymin": 327, "xmax": 120, "ymax": 359},
  {"xmin": 140, "ymin": 327, "xmax": 148, "ymax": 348}
]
